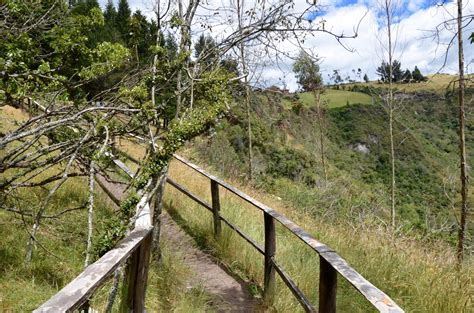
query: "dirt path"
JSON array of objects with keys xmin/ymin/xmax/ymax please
[
  {"xmin": 161, "ymin": 211, "xmax": 259, "ymax": 312},
  {"xmin": 96, "ymin": 170, "xmax": 259, "ymax": 312}
]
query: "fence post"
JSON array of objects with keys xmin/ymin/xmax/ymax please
[
  {"xmin": 210, "ymin": 180, "xmax": 221, "ymax": 236},
  {"xmin": 263, "ymin": 212, "xmax": 276, "ymax": 303},
  {"xmin": 120, "ymin": 233, "xmax": 152, "ymax": 313},
  {"xmin": 319, "ymin": 255, "xmax": 337, "ymax": 313},
  {"xmin": 28, "ymin": 98, "xmax": 32, "ymax": 115}
]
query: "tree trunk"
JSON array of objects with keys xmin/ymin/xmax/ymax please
[
  {"xmin": 237, "ymin": 0, "xmax": 253, "ymax": 182},
  {"xmin": 84, "ymin": 160, "xmax": 95, "ymax": 268},
  {"xmin": 385, "ymin": 0, "xmax": 396, "ymax": 228},
  {"xmin": 456, "ymin": 0, "xmax": 468, "ymax": 265},
  {"xmin": 313, "ymin": 89, "xmax": 327, "ymax": 181}
]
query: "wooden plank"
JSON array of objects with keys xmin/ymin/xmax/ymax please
[
  {"xmin": 120, "ymin": 243, "xmax": 139, "ymax": 313},
  {"xmin": 120, "ymin": 232, "xmax": 152, "ymax": 313},
  {"xmin": 272, "ymin": 258, "xmax": 315, "ymax": 313},
  {"xmin": 105, "ymin": 151, "xmax": 136, "ymax": 178},
  {"xmin": 319, "ymin": 251, "xmax": 404, "ymax": 313},
  {"xmin": 263, "ymin": 212, "xmax": 276, "ymax": 302},
  {"xmin": 319, "ymin": 255, "xmax": 337, "ymax": 313},
  {"xmin": 34, "ymin": 227, "xmax": 152, "ymax": 313},
  {"xmin": 133, "ymin": 232, "xmax": 152, "ymax": 311},
  {"xmin": 94, "ymin": 175, "xmax": 121, "ymax": 206},
  {"xmin": 134, "ymin": 191, "xmax": 152, "ymax": 229},
  {"xmin": 210, "ymin": 180, "xmax": 222, "ymax": 236},
  {"xmin": 166, "ymin": 177, "xmax": 213, "ymax": 212},
  {"xmin": 173, "ymin": 154, "xmax": 331, "ymax": 253},
  {"xmin": 173, "ymin": 155, "xmax": 404, "ymax": 313}
]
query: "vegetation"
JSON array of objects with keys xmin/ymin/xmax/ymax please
[
  {"xmin": 164, "ymin": 157, "xmax": 473, "ymax": 312},
  {"xmin": 194, "ymin": 84, "xmax": 473, "ymax": 242},
  {"xmin": 0, "ymin": 0, "xmax": 471, "ymax": 311}
]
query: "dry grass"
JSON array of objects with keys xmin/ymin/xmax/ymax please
[
  {"xmin": 349, "ymin": 73, "xmax": 474, "ymax": 94},
  {"xmin": 164, "ymin": 157, "xmax": 473, "ymax": 313}
]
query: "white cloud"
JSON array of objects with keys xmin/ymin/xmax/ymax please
[{"xmin": 99, "ymin": 0, "xmax": 474, "ymax": 91}]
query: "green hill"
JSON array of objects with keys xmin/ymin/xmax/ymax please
[
  {"xmin": 193, "ymin": 87, "xmax": 473, "ymax": 240},
  {"xmin": 298, "ymin": 89, "xmax": 373, "ymax": 108}
]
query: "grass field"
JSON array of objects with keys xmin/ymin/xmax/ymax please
[{"xmin": 298, "ymin": 89, "xmax": 373, "ymax": 108}]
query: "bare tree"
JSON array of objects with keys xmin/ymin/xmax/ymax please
[
  {"xmin": 455, "ymin": 0, "xmax": 468, "ymax": 265},
  {"xmin": 236, "ymin": 0, "xmax": 255, "ymax": 181},
  {"xmin": 373, "ymin": 0, "xmax": 402, "ymax": 228},
  {"xmin": 429, "ymin": 0, "xmax": 471, "ymax": 264}
]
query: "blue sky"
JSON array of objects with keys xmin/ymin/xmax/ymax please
[{"xmin": 307, "ymin": 0, "xmax": 435, "ymax": 22}]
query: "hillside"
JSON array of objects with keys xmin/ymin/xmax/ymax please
[
  {"xmin": 346, "ymin": 73, "xmax": 474, "ymax": 94},
  {"xmin": 193, "ymin": 82, "xmax": 473, "ymax": 242}
]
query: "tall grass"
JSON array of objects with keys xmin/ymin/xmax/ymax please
[
  {"xmin": 0, "ymin": 173, "xmax": 214, "ymax": 312},
  {"xmin": 88, "ymin": 237, "xmax": 213, "ymax": 312},
  {"xmin": 164, "ymin": 159, "xmax": 473, "ymax": 312},
  {"xmin": 0, "ymin": 177, "xmax": 108, "ymax": 311}
]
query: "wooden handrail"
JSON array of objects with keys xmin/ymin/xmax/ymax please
[
  {"xmin": 33, "ymin": 228, "xmax": 152, "ymax": 312},
  {"xmin": 171, "ymin": 154, "xmax": 404, "ymax": 313},
  {"xmin": 35, "ymin": 155, "xmax": 154, "ymax": 312}
]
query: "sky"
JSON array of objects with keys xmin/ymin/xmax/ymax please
[{"xmin": 99, "ymin": 0, "xmax": 473, "ymax": 90}]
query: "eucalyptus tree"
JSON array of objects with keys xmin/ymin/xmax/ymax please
[{"xmin": 293, "ymin": 51, "xmax": 327, "ymax": 180}]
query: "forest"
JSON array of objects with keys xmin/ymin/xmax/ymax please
[{"xmin": 0, "ymin": 0, "xmax": 472, "ymax": 312}]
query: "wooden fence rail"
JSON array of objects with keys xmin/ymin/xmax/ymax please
[
  {"xmin": 169, "ymin": 154, "xmax": 404, "ymax": 313},
  {"xmin": 34, "ymin": 148, "xmax": 404, "ymax": 313},
  {"xmin": 35, "ymin": 157, "xmax": 154, "ymax": 313}
]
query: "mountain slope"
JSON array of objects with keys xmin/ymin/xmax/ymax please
[{"xmin": 193, "ymin": 84, "xmax": 473, "ymax": 241}]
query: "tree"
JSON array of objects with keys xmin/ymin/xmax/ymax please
[
  {"xmin": 293, "ymin": 52, "xmax": 322, "ymax": 92},
  {"xmin": 376, "ymin": 59, "xmax": 403, "ymax": 83},
  {"xmin": 363, "ymin": 73, "xmax": 369, "ymax": 83},
  {"xmin": 102, "ymin": 0, "xmax": 121, "ymax": 43},
  {"xmin": 116, "ymin": 0, "xmax": 131, "ymax": 44},
  {"xmin": 293, "ymin": 51, "xmax": 327, "ymax": 180},
  {"xmin": 129, "ymin": 10, "xmax": 152, "ymax": 64},
  {"xmin": 375, "ymin": 0, "xmax": 402, "ymax": 228},
  {"xmin": 455, "ymin": 0, "xmax": 468, "ymax": 265},
  {"xmin": 411, "ymin": 66, "xmax": 426, "ymax": 82},
  {"xmin": 220, "ymin": 58, "xmax": 239, "ymax": 76},
  {"xmin": 331, "ymin": 70, "xmax": 343, "ymax": 84},
  {"xmin": 103, "ymin": 0, "xmax": 117, "ymax": 22},
  {"xmin": 0, "ymin": 0, "xmax": 131, "ymax": 263},
  {"xmin": 194, "ymin": 34, "xmax": 218, "ymax": 67},
  {"xmin": 402, "ymin": 69, "xmax": 412, "ymax": 83},
  {"xmin": 70, "ymin": 0, "xmax": 99, "ymax": 16}
]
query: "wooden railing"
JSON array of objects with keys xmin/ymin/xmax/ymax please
[
  {"xmin": 35, "ymin": 151, "xmax": 404, "ymax": 313},
  {"xmin": 167, "ymin": 155, "xmax": 404, "ymax": 313},
  {"xmin": 35, "ymin": 158, "xmax": 154, "ymax": 312}
]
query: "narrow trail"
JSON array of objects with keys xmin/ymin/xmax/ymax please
[
  {"xmin": 96, "ymin": 170, "xmax": 259, "ymax": 312},
  {"xmin": 161, "ymin": 212, "xmax": 259, "ymax": 312}
]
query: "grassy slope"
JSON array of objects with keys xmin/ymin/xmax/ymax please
[
  {"xmin": 197, "ymin": 83, "xmax": 473, "ymax": 234},
  {"xmin": 346, "ymin": 73, "xmax": 473, "ymax": 94},
  {"xmin": 164, "ymin": 157, "xmax": 473, "ymax": 312},
  {"xmin": 184, "ymin": 80, "xmax": 473, "ymax": 310},
  {"xmin": 297, "ymin": 89, "xmax": 372, "ymax": 108}
]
